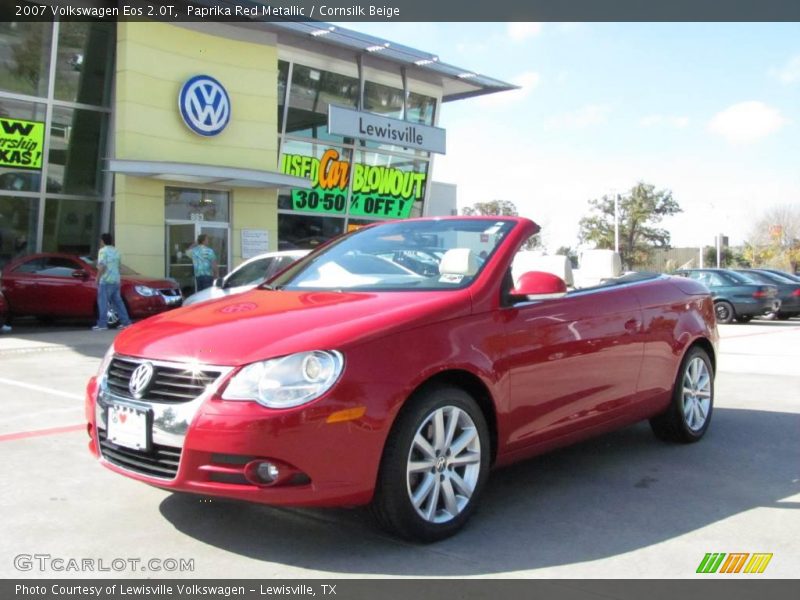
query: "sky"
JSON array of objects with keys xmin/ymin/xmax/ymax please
[{"xmin": 338, "ymin": 22, "xmax": 800, "ymax": 251}]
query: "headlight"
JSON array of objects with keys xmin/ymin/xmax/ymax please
[
  {"xmin": 134, "ymin": 285, "xmax": 158, "ymax": 296},
  {"xmin": 96, "ymin": 344, "xmax": 115, "ymax": 380},
  {"xmin": 222, "ymin": 350, "xmax": 344, "ymax": 409}
]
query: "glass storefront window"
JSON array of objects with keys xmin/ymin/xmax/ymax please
[
  {"xmin": 55, "ymin": 21, "xmax": 114, "ymax": 107},
  {"xmin": 0, "ymin": 195, "xmax": 38, "ymax": 267},
  {"xmin": 278, "ymin": 213, "xmax": 344, "ymax": 251},
  {"xmin": 0, "ymin": 21, "xmax": 52, "ymax": 97},
  {"xmin": 48, "ymin": 106, "xmax": 108, "ymax": 196},
  {"xmin": 42, "ymin": 197, "xmax": 102, "ymax": 255},
  {"xmin": 407, "ymin": 92, "xmax": 436, "ymax": 126},
  {"xmin": 364, "ymin": 81, "xmax": 404, "ymax": 119},
  {"xmin": 165, "ymin": 187, "xmax": 230, "ymax": 222},
  {"xmin": 278, "ymin": 140, "xmax": 352, "ymax": 212},
  {"xmin": 285, "ymin": 64, "xmax": 358, "ymax": 141},
  {"xmin": 278, "ymin": 60, "xmax": 289, "ymax": 131}
]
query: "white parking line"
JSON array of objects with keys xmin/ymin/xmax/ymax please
[{"xmin": 0, "ymin": 377, "xmax": 83, "ymax": 400}]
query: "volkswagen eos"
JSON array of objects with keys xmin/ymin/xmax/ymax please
[{"xmin": 85, "ymin": 217, "xmax": 718, "ymax": 541}]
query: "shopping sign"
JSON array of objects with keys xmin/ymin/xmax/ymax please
[
  {"xmin": 0, "ymin": 118, "xmax": 45, "ymax": 170},
  {"xmin": 281, "ymin": 149, "xmax": 426, "ymax": 219}
]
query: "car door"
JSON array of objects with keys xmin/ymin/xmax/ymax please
[
  {"xmin": 2, "ymin": 257, "xmax": 48, "ymax": 315},
  {"xmin": 499, "ymin": 282, "xmax": 644, "ymax": 452},
  {"xmin": 35, "ymin": 256, "xmax": 97, "ymax": 317}
]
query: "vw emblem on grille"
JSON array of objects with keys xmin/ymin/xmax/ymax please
[
  {"xmin": 178, "ymin": 75, "xmax": 231, "ymax": 136},
  {"xmin": 128, "ymin": 362, "xmax": 154, "ymax": 399}
]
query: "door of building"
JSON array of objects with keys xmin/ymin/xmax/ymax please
[
  {"xmin": 166, "ymin": 221, "xmax": 230, "ymax": 296},
  {"xmin": 165, "ymin": 187, "xmax": 231, "ymax": 297}
]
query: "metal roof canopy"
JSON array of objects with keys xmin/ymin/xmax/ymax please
[
  {"xmin": 107, "ymin": 159, "xmax": 312, "ymax": 189},
  {"xmin": 265, "ymin": 20, "xmax": 517, "ymax": 102},
  {"xmin": 188, "ymin": 1, "xmax": 517, "ymax": 102}
]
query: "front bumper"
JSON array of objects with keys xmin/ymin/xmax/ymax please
[{"xmin": 85, "ymin": 365, "xmax": 386, "ymax": 507}]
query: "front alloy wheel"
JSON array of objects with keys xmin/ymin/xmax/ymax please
[
  {"xmin": 371, "ymin": 385, "xmax": 490, "ymax": 542},
  {"xmin": 406, "ymin": 406, "xmax": 482, "ymax": 524}
]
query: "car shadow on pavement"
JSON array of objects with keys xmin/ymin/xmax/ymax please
[
  {"xmin": 0, "ymin": 319, "xmax": 118, "ymax": 360},
  {"xmin": 158, "ymin": 407, "xmax": 799, "ymax": 576}
]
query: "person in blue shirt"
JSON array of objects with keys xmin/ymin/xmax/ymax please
[
  {"xmin": 189, "ymin": 234, "xmax": 219, "ymax": 292},
  {"xmin": 93, "ymin": 233, "xmax": 132, "ymax": 331}
]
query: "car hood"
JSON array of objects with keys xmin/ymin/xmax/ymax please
[
  {"xmin": 114, "ymin": 288, "xmax": 472, "ymax": 366},
  {"xmin": 183, "ymin": 284, "xmax": 255, "ymax": 306},
  {"xmin": 122, "ymin": 275, "xmax": 178, "ymax": 289}
]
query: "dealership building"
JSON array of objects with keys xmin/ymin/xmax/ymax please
[{"xmin": 0, "ymin": 16, "xmax": 512, "ymax": 291}]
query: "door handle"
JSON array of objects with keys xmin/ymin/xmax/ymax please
[{"xmin": 624, "ymin": 318, "xmax": 640, "ymax": 332}]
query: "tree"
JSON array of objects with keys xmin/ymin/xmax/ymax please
[
  {"xmin": 461, "ymin": 200, "xmax": 519, "ymax": 217},
  {"xmin": 744, "ymin": 204, "xmax": 800, "ymax": 272},
  {"xmin": 578, "ymin": 182, "xmax": 682, "ymax": 269},
  {"xmin": 462, "ymin": 199, "xmax": 541, "ymax": 249}
]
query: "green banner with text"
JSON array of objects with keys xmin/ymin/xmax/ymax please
[
  {"xmin": 0, "ymin": 118, "xmax": 45, "ymax": 170},
  {"xmin": 282, "ymin": 149, "xmax": 425, "ymax": 219}
]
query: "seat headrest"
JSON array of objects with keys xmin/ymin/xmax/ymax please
[{"xmin": 439, "ymin": 248, "xmax": 480, "ymax": 276}]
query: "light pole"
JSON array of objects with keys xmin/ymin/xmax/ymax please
[{"xmin": 614, "ymin": 192, "xmax": 619, "ymax": 254}]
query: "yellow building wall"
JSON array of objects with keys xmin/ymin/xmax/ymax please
[{"xmin": 114, "ymin": 22, "xmax": 278, "ymax": 277}]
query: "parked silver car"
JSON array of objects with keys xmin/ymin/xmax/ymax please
[{"xmin": 183, "ymin": 250, "xmax": 309, "ymax": 306}]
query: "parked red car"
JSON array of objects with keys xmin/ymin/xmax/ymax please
[
  {"xmin": 2, "ymin": 253, "xmax": 182, "ymax": 326},
  {"xmin": 0, "ymin": 290, "xmax": 8, "ymax": 328},
  {"xmin": 85, "ymin": 217, "xmax": 718, "ymax": 541}
]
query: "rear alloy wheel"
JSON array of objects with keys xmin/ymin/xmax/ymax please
[
  {"xmin": 714, "ymin": 300, "xmax": 734, "ymax": 324},
  {"xmin": 650, "ymin": 346, "xmax": 714, "ymax": 443},
  {"xmin": 371, "ymin": 386, "xmax": 490, "ymax": 542}
]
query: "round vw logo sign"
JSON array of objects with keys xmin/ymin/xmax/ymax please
[
  {"xmin": 128, "ymin": 362, "xmax": 154, "ymax": 399},
  {"xmin": 179, "ymin": 75, "xmax": 231, "ymax": 136}
]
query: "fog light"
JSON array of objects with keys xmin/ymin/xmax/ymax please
[{"xmin": 255, "ymin": 462, "xmax": 280, "ymax": 483}]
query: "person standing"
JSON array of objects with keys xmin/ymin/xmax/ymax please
[
  {"xmin": 189, "ymin": 234, "xmax": 219, "ymax": 292},
  {"xmin": 93, "ymin": 233, "xmax": 132, "ymax": 331}
]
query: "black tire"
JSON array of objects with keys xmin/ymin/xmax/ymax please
[
  {"xmin": 370, "ymin": 385, "xmax": 491, "ymax": 543},
  {"xmin": 776, "ymin": 313, "xmax": 792, "ymax": 321},
  {"xmin": 735, "ymin": 315, "xmax": 753, "ymax": 323},
  {"xmin": 714, "ymin": 300, "xmax": 735, "ymax": 324},
  {"xmin": 650, "ymin": 346, "xmax": 714, "ymax": 443}
]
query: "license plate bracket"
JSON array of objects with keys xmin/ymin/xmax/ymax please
[{"xmin": 107, "ymin": 403, "xmax": 151, "ymax": 452}]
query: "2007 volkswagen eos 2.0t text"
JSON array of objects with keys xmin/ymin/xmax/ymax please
[{"xmin": 85, "ymin": 217, "xmax": 718, "ymax": 542}]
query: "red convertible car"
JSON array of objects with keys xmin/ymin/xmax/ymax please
[
  {"xmin": 85, "ymin": 217, "xmax": 717, "ymax": 541},
  {"xmin": 2, "ymin": 253, "xmax": 182, "ymax": 327}
]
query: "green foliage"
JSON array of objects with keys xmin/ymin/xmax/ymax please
[
  {"xmin": 461, "ymin": 199, "xmax": 519, "ymax": 217},
  {"xmin": 462, "ymin": 199, "xmax": 541, "ymax": 249},
  {"xmin": 578, "ymin": 182, "xmax": 682, "ymax": 269}
]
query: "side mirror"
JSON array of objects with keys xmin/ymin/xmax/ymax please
[
  {"xmin": 72, "ymin": 269, "xmax": 89, "ymax": 280},
  {"xmin": 510, "ymin": 271, "xmax": 568, "ymax": 301}
]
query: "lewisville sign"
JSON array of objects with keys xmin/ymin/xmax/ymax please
[
  {"xmin": 328, "ymin": 105, "xmax": 446, "ymax": 155},
  {"xmin": 281, "ymin": 149, "xmax": 427, "ymax": 219}
]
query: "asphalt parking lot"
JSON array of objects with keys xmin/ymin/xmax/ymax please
[{"xmin": 0, "ymin": 319, "xmax": 798, "ymax": 579}]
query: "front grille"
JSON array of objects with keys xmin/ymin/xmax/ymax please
[
  {"xmin": 98, "ymin": 429, "xmax": 181, "ymax": 479},
  {"xmin": 158, "ymin": 288, "xmax": 181, "ymax": 298},
  {"xmin": 106, "ymin": 357, "xmax": 221, "ymax": 403}
]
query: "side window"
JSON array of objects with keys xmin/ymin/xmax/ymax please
[
  {"xmin": 39, "ymin": 257, "xmax": 82, "ymax": 277},
  {"xmin": 706, "ymin": 273, "xmax": 726, "ymax": 287},
  {"xmin": 12, "ymin": 258, "xmax": 47, "ymax": 274}
]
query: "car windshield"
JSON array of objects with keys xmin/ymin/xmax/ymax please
[
  {"xmin": 756, "ymin": 270, "xmax": 796, "ymax": 284},
  {"xmin": 225, "ymin": 257, "xmax": 271, "ymax": 288},
  {"xmin": 269, "ymin": 219, "xmax": 516, "ymax": 291},
  {"xmin": 732, "ymin": 271, "xmax": 764, "ymax": 284}
]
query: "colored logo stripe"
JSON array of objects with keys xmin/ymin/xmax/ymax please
[{"xmin": 697, "ymin": 552, "xmax": 773, "ymax": 574}]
